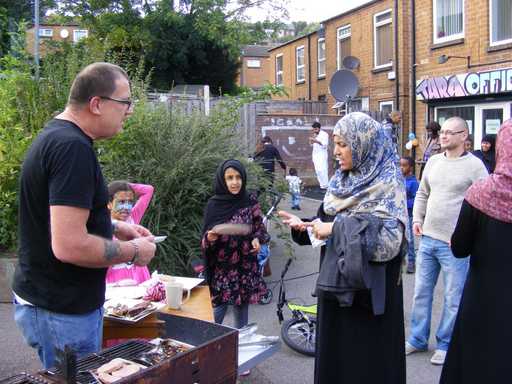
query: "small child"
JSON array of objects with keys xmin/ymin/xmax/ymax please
[
  {"xmin": 286, "ymin": 168, "xmax": 303, "ymax": 211},
  {"xmin": 106, "ymin": 181, "xmax": 154, "ymax": 285},
  {"xmin": 400, "ymin": 157, "xmax": 419, "ymax": 274}
]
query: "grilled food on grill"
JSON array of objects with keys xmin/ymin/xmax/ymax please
[{"xmin": 96, "ymin": 358, "xmax": 143, "ymax": 383}]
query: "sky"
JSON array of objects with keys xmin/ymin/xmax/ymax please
[{"xmin": 247, "ymin": 0, "xmax": 374, "ymax": 23}]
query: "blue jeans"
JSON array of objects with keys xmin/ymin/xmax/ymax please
[
  {"xmin": 407, "ymin": 215, "xmax": 415, "ymax": 264},
  {"xmin": 407, "ymin": 236, "xmax": 469, "ymax": 351},
  {"xmin": 213, "ymin": 303, "xmax": 249, "ymax": 329},
  {"xmin": 14, "ymin": 303, "xmax": 104, "ymax": 369},
  {"xmin": 291, "ymin": 193, "xmax": 300, "ymax": 208}
]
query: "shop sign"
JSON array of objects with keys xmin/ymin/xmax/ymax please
[{"xmin": 416, "ymin": 67, "xmax": 512, "ymax": 101}]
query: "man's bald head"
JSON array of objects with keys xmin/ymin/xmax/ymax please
[{"xmin": 67, "ymin": 62, "xmax": 129, "ymax": 108}]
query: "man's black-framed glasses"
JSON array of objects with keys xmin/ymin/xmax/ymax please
[{"xmin": 99, "ymin": 96, "xmax": 134, "ymax": 109}]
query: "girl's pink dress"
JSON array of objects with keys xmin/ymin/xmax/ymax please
[{"xmin": 105, "ymin": 183, "xmax": 154, "ymax": 285}]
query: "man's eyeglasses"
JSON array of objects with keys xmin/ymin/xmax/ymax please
[
  {"xmin": 98, "ymin": 96, "xmax": 134, "ymax": 109},
  {"xmin": 439, "ymin": 130, "xmax": 465, "ymax": 136}
]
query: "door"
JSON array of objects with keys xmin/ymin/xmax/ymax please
[{"xmin": 474, "ymin": 103, "xmax": 511, "ymax": 149}]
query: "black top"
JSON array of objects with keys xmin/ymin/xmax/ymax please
[
  {"xmin": 13, "ymin": 119, "xmax": 111, "ymax": 314},
  {"xmin": 254, "ymin": 144, "xmax": 286, "ymax": 174},
  {"xmin": 440, "ymin": 200, "xmax": 512, "ymax": 383}
]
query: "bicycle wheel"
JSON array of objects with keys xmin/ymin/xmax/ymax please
[
  {"xmin": 258, "ymin": 289, "xmax": 273, "ymax": 305},
  {"xmin": 281, "ymin": 317, "xmax": 316, "ymax": 356}
]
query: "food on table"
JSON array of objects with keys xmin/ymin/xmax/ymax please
[
  {"xmin": 143, "ymin": 281, "xmax": 166, "ymax": 302},
  {"xmin": 105, "ymin": 300, "xmax": 153, "ymax": 318}
]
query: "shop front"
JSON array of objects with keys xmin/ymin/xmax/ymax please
[{"xmin": 416, "ymin": 66, "xmax": 512, "ymax": 149}]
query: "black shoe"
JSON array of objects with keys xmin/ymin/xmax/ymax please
[
  {"xmin": 296, "ymin": 206, "xmax": 301, "ymax": 210},
  {"xmin": 406, "ymin": 262, "xmax": 415, "ymax": 274},
  {"xmin": 291, "ymin": 206, "xmax": 296, "ymax": 210}
]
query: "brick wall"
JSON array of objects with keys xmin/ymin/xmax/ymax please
[
  {"xmin": 255, "ymin": 114, "xmax": 342, "ymax": 186},
  {"xmin": 238, "ymin": 56, "xmax": 271, "ymax": 89},
  {"xmin": 414, "ymin": 0, "xmax": 512, "ymax": 158},
  {"xmin": 26, "ymin": 25, "xmax": 87, "ymax": 56}
]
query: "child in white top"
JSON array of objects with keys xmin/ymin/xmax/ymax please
[{"xmin": 286, "ymin": 168, "xmax": 303, "ymax": 210}]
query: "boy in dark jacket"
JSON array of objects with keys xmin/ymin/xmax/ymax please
[{"xmin": 400, "ymin": 156, "xmax": 419, "ymax": 273}]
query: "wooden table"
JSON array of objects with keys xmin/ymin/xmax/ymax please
[{"xmin": 102, "ymin": 285, "xmax": 213, "ymax": 344}]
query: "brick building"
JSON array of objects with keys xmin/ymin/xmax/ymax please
[
  {"xmin": 413, "ymin": 0, "xmax": 512, "ymax": 153},
  {"xmin": 267, "ymin": 0, "xmax": 411, "ymax": 151},
  {"xmin": 26, "ymin": 23, "xmax": 88, "ymax": 57},
  {"xmin": 237, "ymin": 45, "xmax": 273, "ymax": 90}
]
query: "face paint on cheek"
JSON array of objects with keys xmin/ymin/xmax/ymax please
[{"xmin": 113, "ymin": 200, "xmax": 134, "ymax": 213}]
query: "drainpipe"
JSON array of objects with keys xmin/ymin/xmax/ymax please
[
  {"xmin": 410, "ymin": 0, "xmax": 417, "ymax": 168},
  {"xmin": 307, "ymin": 34, "xmax": 312, "ymax": 101},
  {"xmin": 394, "ymin": 0, "xmax": 399, "ymax": 110}
]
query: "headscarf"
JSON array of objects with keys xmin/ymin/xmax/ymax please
[
  {"xmin": 473, "ymin": 134, "xmax": 496, "ymax": 173},
  {"xmin": 466, "ymin": 120, "xmax": 512, "ymax": 223},
  {"xmin": 201, "ymin": 159, "xmax": 253, "ymax": 234},
  {"xmin": 323, "ymin": 112, "xmax": 409, "ymax": 261}
]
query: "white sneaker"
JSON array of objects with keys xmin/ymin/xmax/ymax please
[
  {"xmin": 405, "ymin": 342, "xmax": 422, "ymax": 355},
  {"xmin": 430, "ymin": 349, "xmax": 447, "ymax": 365}
]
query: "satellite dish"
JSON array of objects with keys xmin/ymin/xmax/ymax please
[
  {"xmin": 60, "ymin": 29, "xmax": 69, "ymax": 39},
  {"xmin": 329, "ymin": 70, "xmax": 360, "ymax": 102},
  {"xmin": 342, "ymin": 56, "xmax": 360, "ymax": 70}
]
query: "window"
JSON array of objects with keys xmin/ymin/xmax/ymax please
[
  {"xmin": 73, "ymin": 29, "xmax": 88, "ymax": 43},
  {"xmin": 435, "ymin": 106, "xmax": 475, "ymax": 134},
  {"xmin": 374, "ymin": 10, "xmax": 393, "ymax": 69},
  {"xmin": 337, "ymin": 25, "xmax": 351, "ymax": 70},
  {"xmin": 275, "ymin": 54, "xmax": 283, "ymax": 85},
  {"xmin": 433, "ymin": 0, "xmax": 464, "ymax": 43},
  {"xmin": 317, "ymin": 38, "xmax": 326, "ymax": 78},
  {"xmin": 296, "ymin": 46, "xmax": 305, "ymax": 83},
  {"xmin": 380, "ymin": 100, "xmax": 394, "ymax": 115},
  {"xmin": 247, "ymin": 59, "xmax": 261, "ymax": 68},
  {"xmin": 490, "ymin": 0, "xmax": 512, "ymax": 46},
  {"xmin": 38, "ymin": 28, "xmax": 53, "ymax": 37}
]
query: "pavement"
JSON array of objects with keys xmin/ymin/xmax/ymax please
[{"xmin": 0, "ymin": 195, "xmax": 444, "ymax": 383}]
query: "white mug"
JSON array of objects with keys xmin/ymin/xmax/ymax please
[{"xmin": 165, "ymin": 281, "xmax": 190, "ymax": 310}]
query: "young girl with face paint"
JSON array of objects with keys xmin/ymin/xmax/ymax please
[{"xmin": 105, "ymin": 181, "xmax": 154, "ymax": 285}]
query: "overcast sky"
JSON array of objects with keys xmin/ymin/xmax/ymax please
[{"xmin": 247, "ymin": 0, "xmax": 374, "ymax": 23}]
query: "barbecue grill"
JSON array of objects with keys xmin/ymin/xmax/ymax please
[{"xmin": 2, "ymin": 314, "xmax": 238, "ymax": 384}]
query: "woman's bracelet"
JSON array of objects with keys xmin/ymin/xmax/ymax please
[{"xmin": 127, "ymin": 240, "xmax": 139, "ymax": 265}]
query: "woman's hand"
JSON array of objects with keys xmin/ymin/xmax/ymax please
[
  {"xmin": 306, "ymin": 221, "xmax": 334, "ymax": 240},
  {"xmin": 251, "ymin": 238, "xmax": 261, "ymax": 253},
  {"xmin": 207, "ymin": 230, "xmax": 219, "ymax": 242},
  {"xmin": 278, "ymin": 210, "xmax": 307, "ymax": 231}
]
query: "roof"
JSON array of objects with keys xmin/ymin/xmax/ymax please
[
  {"xmin": 170, "ymin": 84, "xmax": 212, "ymax": 96},
  {"xmin": 320, "ymin": 0, "xmax": 384, "ymax": 24},
  {"xmin": 268, "ymin": 32, "xmax": 316, "ymax": 52},
  {"xmin": 240, "ymin": 45, "xmax": 271, "ymax": 58}
]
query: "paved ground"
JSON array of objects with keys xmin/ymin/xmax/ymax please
[{"xmin": 0, "ymin": 195, "xmax": 444, "ymax": 383}]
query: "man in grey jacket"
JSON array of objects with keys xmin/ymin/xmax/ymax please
[{"xmin": 405, "ymin": 116, "xmax": 488, "ymax": 365}]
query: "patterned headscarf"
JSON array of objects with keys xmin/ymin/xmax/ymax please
[
  {"xmin": 466, "ymin": 119, "xmax": 512, "ymax": 223},
  {"xmin": 323, "ymin": 113, "xmax": 408, "ymax": 261}
]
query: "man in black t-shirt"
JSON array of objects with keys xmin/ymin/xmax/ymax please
[{"xmin": 13, "ymin": 62, "xmax": 157, "ymax": 369}]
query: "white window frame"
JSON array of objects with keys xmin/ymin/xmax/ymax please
[
  {"xmin": 275, "ymin": 53, "xmax": 284, "ymax": 86},
  {"xmin": 73, "ymin": 29, "xmax": 88, "ymax": 43},
  {"xmin": 296, "ymin": 45, "xmax": 305, "ymax": 83},
  {"xmin": 489, "ymin": 0, "xmax": 512, "ymax": 46},
  {"xmin": 433, "ymin": 0, "xmax": 465, "ymax": 44},
  {"xmin": 38, "ymin": 28, "xmax": 53, "ymax": 37},
  {"xmin": 317, "ymin": 38, "xmax": 326, "ymax": 78},
  {"xmin": 336, "ymin": 25, "xmax": 351, "ymax": 70},
  {"xmin": 379, "ymin": 100, "xmax": 394, "ymax": 112},
  {"xmin": 247, "ymin": 59, "xmax": 261, "ymax": 68},
  {"xmin": 373, "ymin": 9, "xmax": 393, "ymax": 69}
]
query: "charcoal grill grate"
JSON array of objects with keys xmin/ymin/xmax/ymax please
[
  {"xmin": 47, "ymin": 340, "xmax": 154, "ymax": 384},
  {"xmin": 0, "ymin": 373, "xmax": 52, "ymax": 384}
]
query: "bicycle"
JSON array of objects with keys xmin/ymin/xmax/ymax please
[{"xmin": 276, "ymin": 258, "xmax": 317, "ymax": 356}]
